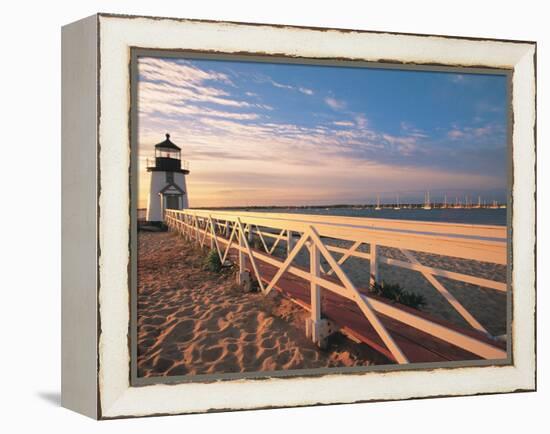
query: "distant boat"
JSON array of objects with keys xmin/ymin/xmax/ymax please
[
  {"xmin": 423, "ymin": 191, "xmax": 432, "ymax": 210},
  {"xmin": 394, "ymin": 194, "xmax": 401, "ymax": 210},
  {"xmin": 475, "ymin": 196, "xmax": 482, "ymax": 209},
  {"xmin": 375, "ymin": 195, "xmax": 381, "ymax": 210}
]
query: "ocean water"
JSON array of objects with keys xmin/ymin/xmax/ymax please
[{"xmin": 255, "ymin": 207, "xmax": 507, "ymax": 226}]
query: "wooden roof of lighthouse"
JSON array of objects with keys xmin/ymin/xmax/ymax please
[{"xmin": 155, "ymin": 133, "xmax": 180, "ymax": 151}]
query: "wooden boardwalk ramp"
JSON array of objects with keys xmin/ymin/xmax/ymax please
[{"xmin": 242, "ymin": 254, "xmax": 505, "ymax": 364}]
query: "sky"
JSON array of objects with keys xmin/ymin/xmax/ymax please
[{"xmin": 137, "ymin": 56, "xmax": 508, "ymax": 208}]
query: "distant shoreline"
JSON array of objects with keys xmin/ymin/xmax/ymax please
[
  {"xmin": 138, "ymin": 204, "xmax": 506, "ymax": 211},
  {"xmin": 137, "ymin": 204, "xmax": 507, "ymax": 226},
  {"xmin": 189, "ymin": 203, "xmax": 507, "ymax": 211}
]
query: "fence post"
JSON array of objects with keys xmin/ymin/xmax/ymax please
[
  {"xmin": 310, "ymin": 242, "xmax": 321, "ymax": 324},
  {"xmin": 208, "ymin": 218, "xmax": 213, "ymax": 250},
  {"xmin": 186, "ymin": 214, "xmax": 189, "ymax": 239},
  {"xmin": 370, "ymin": 242, "xmax": 379, "ymax": 287},
  {"xmin": 237, "ymin": 224, "xmax": 245, "ymax": 285},
  {"xmin": 184, "ymin": 214, "xmax": 189, "ymax": 239},
  {"xmin": 245, "ymin": 223, "xmax": 252, "ymax": 244},
  {"xmin": 209, "ymin": 227, "xmax": 214, "ymax": 250},
  {"xmin": 287, "ymin": 230, "xmax": 294, "ymax": 256},
  {"xmin": 195, "ymin": 216, "xmax": 199, "ymax": 242},
  {"xmin": 305, "ymin": 241, "xmax": 333, "ymax": 349}
]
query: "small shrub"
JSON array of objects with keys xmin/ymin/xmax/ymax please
[
  {"xmin": 395, "ymin": 291, "xmax": 426, "ymax": 309},
  {"xmin": 252, "ymin": 237, "xmax": 263, "ymax": 251},
  {"xmin": 203, "ymin": 249, "xmax": 222, "ymax": 272},
  {"xmin": 372, "ymin": 281, "xmax": 401, "ymax": 300},
  {"xmin": 369, "ymin": 280, "xmax": 426, "ymax": 310}
]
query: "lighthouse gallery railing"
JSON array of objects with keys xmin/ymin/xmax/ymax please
[{"xmin": 165, "ymin": 208, "xmax": 508, "ymax": 364}]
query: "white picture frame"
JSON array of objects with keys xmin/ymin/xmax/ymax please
[{"xmin": 61, "ymin": 13, "xmax": 536, "ymax": 419}]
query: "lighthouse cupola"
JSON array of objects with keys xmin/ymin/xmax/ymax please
[
  {"xmin": 146, "ymin": 133, "xmax": 190, "ymax": 223},
  {"xmin": 149, "ymin": 133, "xmax": 189, "ymax": 173}
]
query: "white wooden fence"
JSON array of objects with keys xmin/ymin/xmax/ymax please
[{"xmin": 165, "ymin": 209, "xmax": 508, "ymax": 364}]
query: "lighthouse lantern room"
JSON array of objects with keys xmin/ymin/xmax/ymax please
[{"xmin": 146, "ymin": 133, "xmax": 190, "ymax": 223}]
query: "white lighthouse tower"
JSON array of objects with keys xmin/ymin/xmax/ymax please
[{"xmin": 146, "ymin": 133, "xmax": 190, "ymax": 223}]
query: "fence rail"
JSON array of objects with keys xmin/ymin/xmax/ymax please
[{"xmin": 165, "ymin": 208, "xmax": 507, "ymax": 364}]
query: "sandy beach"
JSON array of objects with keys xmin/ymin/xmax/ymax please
[
  {"xmin": 137, "ymin": 231, "xmax": 389, "ymax": 378},
  {"xmin": 376, "ymin": 246, "xmax": 507, "ymax": 336}
]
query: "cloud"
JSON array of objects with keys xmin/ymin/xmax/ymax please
[
  {"xmin": 448, "ymin": 129, "xmax": 465, "ymax": 139},
  {"xmin": 139, "ymin": 101, "xmax": 259, "ymax": 121},
  {"xmin": 139, "ymin": 57, "xmax": 233, "ymax": 87},
  {"xmin": 381, "ymin": 134, "xmax": 420, "ymax": 156},
  {"xmin": 400, "ymin": 121, "xmax": 428, "ymax": 138},
  {"xmin": 325, "ymin": 97, "xmax": 346, "ymax": 110},
  {"xmin": 262, "ymin": 76, "xmax": 315, "ymax": 96},
  {"xmin": 269, "ymin": 79, "xmax": 294, "ymax": 90},
  {"xmin": 138, "ymin": 108, "xmax": 504, "ymax": 207},
  {"xmin": 138, "ymin": 57, "xmax": 269, "ymax": 124},
  {"xmin": 446, "ymin": 122, "xmax": 504, "ymax": 142},
  {"xmin": 254, "ymin": 103, "xmax": 274, "ymax": 111},
  {"xmin": 476, "ymin": 101, "xmax": 504, "ymax": 114},
  {"xmin": 354, "ymin": 114, "xmax": 368, "ymax": 129},
  {"xmin": 333, "ymin": 120, "xmax": 354, "ymax": 127},
  {"xmin": 139, "ymin": 87, "xmax": 427, "ymax": 174},
  {"xmin": 139, "ymin": 78, "xmax": 250, "ymax": 108},
  {"xmin": 472, "ymin": 125, "xmax": 492, "ymax": 137}
]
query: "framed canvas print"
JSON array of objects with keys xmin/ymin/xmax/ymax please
[{"xmin": 61, "ymin": 13, "xmax": 536, "ymax": 419}]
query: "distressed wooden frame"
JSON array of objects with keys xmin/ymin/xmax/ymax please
[{"xmin": 61, "ymin": 13, "xmax": 536, "ymax": 419}]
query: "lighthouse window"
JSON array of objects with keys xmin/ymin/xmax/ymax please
[{"xmin": 165, "ymin": 172, "xmax": 174, "ymax": 183}]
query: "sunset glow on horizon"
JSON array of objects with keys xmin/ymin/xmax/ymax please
[{"xmin": 137, "ymin": 56, "xmax": 508, "ymax": 209}]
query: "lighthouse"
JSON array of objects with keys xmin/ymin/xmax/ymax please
[{"xmin": 146, "ymin": 133, "xmax": 190, "ymax": 223}]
